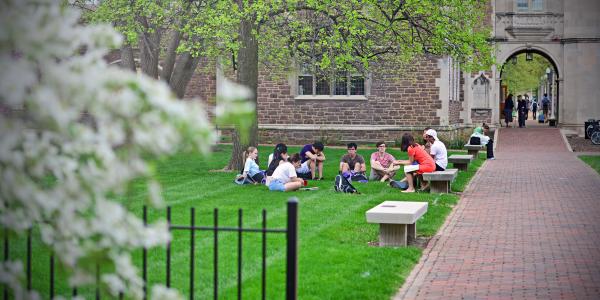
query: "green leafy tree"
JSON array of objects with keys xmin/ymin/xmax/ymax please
[
  {"xmin": 79, "ymin": 0, "xmax": 494, "ymax": 171},
  {"xmin": 223, "ymin": 0, "xmax": 494, "ymax": 171}
]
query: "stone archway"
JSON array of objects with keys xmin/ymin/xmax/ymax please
[{"xmin": 495, "ymin": 46, "xmax": 561, "ymax": 126}]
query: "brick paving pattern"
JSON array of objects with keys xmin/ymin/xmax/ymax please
[{"xmin": 397, "ymin": 128, "xmax": 600, "ymax": 299}]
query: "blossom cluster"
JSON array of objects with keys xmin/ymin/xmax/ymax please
[{"xmin": 0, "ymin": 0, "xmax": 251, "ymax": 298}]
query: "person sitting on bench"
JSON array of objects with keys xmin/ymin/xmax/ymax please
[
  {"xmin": 469, "ymin": 124, "xmax": 495, "ymax": 160},
  {"xmin": 425, "ymin": 129, "xmax": 448, "ymax": 172},
  {"xmin": 392, "ymin": 133, "xmax": 436, "ymax": 193}
]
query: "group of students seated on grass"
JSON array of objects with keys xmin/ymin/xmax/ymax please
[{"xmin": 236, "ymin": 128, "xmax": 454, "ymax": 193}]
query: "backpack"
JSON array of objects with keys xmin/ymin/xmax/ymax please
[
  {"xmin": 342, "ymin": 171, "xmax": 368, "ymax": 183},
  {"xmin": 234, "ymin": 175, "xmax": 254, "ymax": 185},
  {"xmin": 469, "ymin": 136, "xmax": 481, "ymax": 145},
  {"xmin": 334, "ymin": 174, "xmax": 358, "ymax": 193}
]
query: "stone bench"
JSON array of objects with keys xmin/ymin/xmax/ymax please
[
  {"xmin": 366, "ymin": 201, "xmax": 428, "ymax": 247},
  {"xmin": 464, "ymin": 144, "xmax": 485, "ymax": 158},
  {"xmin": 447, "ymin": 154, "xmax": 474, "ymax": 171},
  {"xmin": 422, "ymin": 169, "xmax": 458, "ymax": 193}
]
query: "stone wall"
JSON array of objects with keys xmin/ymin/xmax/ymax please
[
  {"xmin": 185, "ymin": 56, "xmax": 461, "ymax": 144},
  {"xmin": 471, "ymin": 108, "xmax": 492, "ymax": 125},
  {"xmin": 449, "ymin": 100, "xmax": 463, "ymax": 124},
  {"xmin": 184, "ymin": 59, "xmax": 217, "ymax": 120},
  {"xmin": 257, "ymin": 58, "xmax": 442, "ymax": 127}
]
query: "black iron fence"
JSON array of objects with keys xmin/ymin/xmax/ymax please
[{"xmin": 2, "ymin": 198, "xmax": 298, "ymax": 300}]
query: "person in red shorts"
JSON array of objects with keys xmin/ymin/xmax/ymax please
[{"xmin": 392, "ymin": 133, "xmax": 436, "ymax": 193}]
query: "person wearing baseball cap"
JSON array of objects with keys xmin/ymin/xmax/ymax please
[{"xmin": 425, "ymin": 129, "xmax": 447, "ymax": 172}]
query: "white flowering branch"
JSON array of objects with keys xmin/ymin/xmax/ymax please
[{"xmin": 0, "ymin": 0, "xmax": 252, "ymax": 299}]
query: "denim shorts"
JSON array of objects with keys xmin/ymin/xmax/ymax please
[{"xmin": 268, "ymin": 179, "xmax": 286, "ymax": 191}]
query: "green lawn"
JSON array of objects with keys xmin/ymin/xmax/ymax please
[
  {"xmin": 8, "ymin": 144, "xmax": 486, "ymax": 299},
  {"xmin": 579, "ymin": 155, "xmax": 600, "ymax": 175}
]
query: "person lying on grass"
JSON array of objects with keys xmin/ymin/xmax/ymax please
[
  {"xmin": 267, "ymin": 153, "xmax": 304, "ymax": 192},
  {"xmin": 392, "ymin": 133, "xmax": 436, "ymax": 193}
]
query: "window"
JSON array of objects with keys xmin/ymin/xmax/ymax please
[
  {"xmin": 298, "ymin": 65, "xmax": 365, "ymax": 96},
  {"xmin": 517, "ymin": 0, "xmax": 543, "ymax": 12}
]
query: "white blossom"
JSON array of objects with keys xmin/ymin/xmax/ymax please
[{"xmin": 0, "ymin": 0, "xmax": 250, "ymax": 299}]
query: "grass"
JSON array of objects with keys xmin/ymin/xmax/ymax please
[
  {"xmin": 7, "ymin": 144, "xmax": 486, "ymax": 299},
  {"xmin": 579, "ymin": 155, "xmax": 600, "ymax": 175}
]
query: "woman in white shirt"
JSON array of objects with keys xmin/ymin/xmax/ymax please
[{"xmin": 268, "ymin": 153, "xmax": 304, "ymax": 192}]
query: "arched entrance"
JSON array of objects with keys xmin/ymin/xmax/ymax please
[{"xmin": 498, "ymin": 48, "xmax": 560, "ymax": 126}]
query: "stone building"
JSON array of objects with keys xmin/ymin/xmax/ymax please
[
  {"xmin": 492, "ymin": 0, "xmax": 600, "ymax": 135},
  {"xmin": 186, "ymin": 0, "xmax": 600, "ymax": 143}
]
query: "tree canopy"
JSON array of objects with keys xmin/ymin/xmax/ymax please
[{"xmin": 80, "ymin": 0, "xmax": 494, "ymax": 170}]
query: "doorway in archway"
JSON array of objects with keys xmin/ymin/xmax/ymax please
[{"xmin": 499, "ymin": 51, "xmax": 558, "ymax": 128}]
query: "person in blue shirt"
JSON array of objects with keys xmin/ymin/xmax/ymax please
[
  {"xmin": 300, "ymin": 141, "xmax": 326, "ymax": 180},
  {"xmin": 541, "ymin": 93, "xmax": 550, "ymax": 122},
  {"xmin": 239, "ymin": 146, "xmax": 264, "ymax": 184}
]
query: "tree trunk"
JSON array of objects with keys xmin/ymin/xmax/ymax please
[
  {"xmin": 228, "ymin": 1, "xmax": 259, "ymax": 171},
  {"xmin": 139, "ymin": 26, "xmax": 161, "ymax": 79},
  {"xmin": 119, "ymin": 43, "xmax": 136, "ymax": 71},
  {"xmin": 161, "ymin": 29, "xmax": 181, "ymax": 83},
  {"xmin": 170, "ymin": 52, "xmax": 201, "ymax": 98}
]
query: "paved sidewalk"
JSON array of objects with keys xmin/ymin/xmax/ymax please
[{"xmin": 396, "ymin": 128, "xmax": 600, "ymax": 299}]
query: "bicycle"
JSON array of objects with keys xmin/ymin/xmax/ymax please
[
  {"xmin": 588, "ymin": 121, "xmax": 600, "ymax": 145},
  {"xmin": 586, "ymin": 119, "xmax": 599, "ymax": 139}
]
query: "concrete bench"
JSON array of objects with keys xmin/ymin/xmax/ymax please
[
  {"xmin": 422, "ymin": 169, "xmax": 458, "ymax": 193},
  {"xmin": 464, "ymin": 144, "xmax": 485, "ymax": 158},
  {"xmin": 447, "ymin": 154, "xmax": 474, "ymax": 171},
  {"xmin": 366, "ymin": 201, "xmax": 428, "ymax": 247}
]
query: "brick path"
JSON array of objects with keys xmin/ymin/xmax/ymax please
[{"xmin": 396, "ymin": 128, "xmax": 600, "ymax": 299}]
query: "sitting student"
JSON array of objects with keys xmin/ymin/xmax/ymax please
[
  {"xmin": 340, "ymin": 143, "xmax": 366, "ymax": 174},
  {"xmin": 470, "ymin": 124, "xmax": 495, "ymax": 160},
  {"xmin": 369, "ymin": 141, "xmax": 398, "ymax": 182},
  {"xmin": 266, "ymin": 143, "xmax": 288, "ymax": 178},
  {"xmin": 425, "ymin": 129, "xmax": 447, "ymax": 171},
  {"xmin": 267, "ymin": 143, "xmax": 286, "ymax": 167},
  {"xmin": 422, "ymin": 127, "xmax": 433, "ymax": 154},
  {"xmin": 300, "ymin": 141, "xmax": 326, "ymax": 180},
  {"xmin": 421, "ymin": 129, "xmax": 447, "ymax": 191},
  {"xmin": 237, "ymin": 146, "xmax": 264, "ymax": 184},
  {"xmin": 393, "ymin": 133, "xmax": 436, "ymax": 193},
  {"xmin": 295, "ymin": 159, "xmax": 313, "ymax": 180},
  {"xmin": 267, "ymin": 153, "xmax": 304, "ymax": 192}
]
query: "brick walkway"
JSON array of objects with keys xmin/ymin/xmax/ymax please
[{"xmin": 396, "ymin": 128, "xmax": 600, "ymax": 299}]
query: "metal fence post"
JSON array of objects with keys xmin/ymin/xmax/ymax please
[{"xmin": 286, "ymin": 198, "xmax": 298, "ymax": 300}]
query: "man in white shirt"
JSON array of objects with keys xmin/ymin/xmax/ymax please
[
  {"xmin": 425, "ymin": 129, "xmax": 447, "ymax": 171},
  {"xmin": 268, "ymin": 153, "xmax": 304, "ymax": 192}
]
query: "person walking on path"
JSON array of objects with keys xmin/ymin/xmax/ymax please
[
  {"xmin": 524, "ymin": 94, "xmax": 531, "ymax": 120},
  {"xmin": 541, "ymin": 93, "xmax": 550, "ymax": 121},
  {"xmin": 396, "ymin": 128, "xmax": 600, "ymax": 299},
  {"xmin": 503, "ymin": 94, "xmax": 514, "ymax": 127},
  {"xmin": 517, "ymin": 95, "xmax": 527, "ymax": 128},
  {"xmin": 532, "ymin": 98, "xmax": 538, "ymax": 119}
]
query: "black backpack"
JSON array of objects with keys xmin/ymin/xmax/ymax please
[
  {"xmin": 469, "ymin": 136, "xmax": 481, "ymax": 145},
  {"xmin": 334, "ymin": 174, "xmax": 358, "ymax": 193}
]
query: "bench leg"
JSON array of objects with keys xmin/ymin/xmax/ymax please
[
  {"xmin": 467, "ymin": 150, "xmax": 479, "ymax": 158},
  {"xmin": 429, "ymin": 181, "xmax": 449, "ymax": 193},
  {"xmin": 407, "ymin": 223, "xmax": 416, "ymax": 243},
  {"xmin": 453, "ymin": 163, "xmax": 468, "ymax": 171},
  {"xmin": 379, "ymin": 223, "xmax": 407, "ymax": 247}
]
